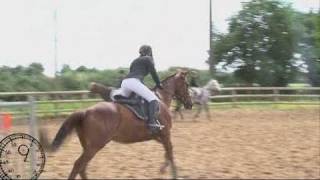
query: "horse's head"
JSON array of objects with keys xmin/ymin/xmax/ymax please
[
  {"xmin": 204, "ymin": 79, "xmax": 221, "ymax": 95},
  {"xmin": 172, "ymin": 69, "xmax": 193, "ymax": 109},
  {"xmin": 156, "ymin": 69, "xmax": 192, "ymax": 109}
]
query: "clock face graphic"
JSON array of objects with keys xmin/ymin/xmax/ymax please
[{"xmin": 0, "ymin": 133, "xmax": 45, "ymax": 179}]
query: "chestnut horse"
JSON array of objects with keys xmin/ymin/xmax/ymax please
[{"xmin": 40, "ymin": 70, "xmax": 192, "ymax": 179}]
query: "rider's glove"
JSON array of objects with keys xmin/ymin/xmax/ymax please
[{"xmin": 157, "ymin": 83, "xmax": 164, "ymax": 89}]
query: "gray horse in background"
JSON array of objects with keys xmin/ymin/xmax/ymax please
[{"xmin": 190, "ymin": 79, "xmax": 221, "ymax": 120}]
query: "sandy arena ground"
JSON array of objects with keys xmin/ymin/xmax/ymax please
[{"xmin": 9, "ymin": 107, "xmax": 320, "ymax": 179}]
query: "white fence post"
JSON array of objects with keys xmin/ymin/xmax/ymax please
[
  {"xmin": 54, "ymin": 94, "xmax": 58, "ymax": 117},
  {"xmin": 231, "ymin": 89, "xmax": 237, "ymax": 107},
  {"xmin": 273, "ymin": 89, "xmax": 279, "ymax": 101},
  {"xmin": 28, "ymin": 95, "xmax": 37, "ymax": 173},
  {"xmin": 81, "ymin": 94, "xmax": 88, "ymax": 108}
]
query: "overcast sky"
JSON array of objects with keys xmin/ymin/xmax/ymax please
[{"xmin": 0, "ymin": 0, "xmax": 318, "ymax": 76}]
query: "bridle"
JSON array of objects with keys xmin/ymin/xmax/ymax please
[
  {"xmin": 154, "ymin": 78, "xmax": 190, "ymax": 105},
  {"xmin": 174, "ymin": 83, "xmax": 190, "ymax": 104}
]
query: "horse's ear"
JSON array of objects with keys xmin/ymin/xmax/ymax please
[
  {"xmin": 176, "ymin": 71, "xmax": 187, "ymax": 79},
  {"xmin": 175, "ymin": 68, "xmax": 188, "ymax": 77}
]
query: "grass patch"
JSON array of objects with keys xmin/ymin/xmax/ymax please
[{"xmin": 208, "ymin": 101, "xmax": 319, "ymax": 111}]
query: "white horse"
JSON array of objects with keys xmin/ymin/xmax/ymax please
[{"xmin": 190, "ymin": 79, "xmax": 221, "ymax": 120}]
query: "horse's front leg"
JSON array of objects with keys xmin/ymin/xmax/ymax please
[
  {"xmin": 179, "ymin": 110, "xmax": 184, "ymax": 120},
  {"xmin": 193, "ymin": 103, "xmax": 201, "ymax": 120},
  {"xmin": 159, "ymin": 132, "xmax": 178, "ymax": 179},
  {"xmin": 204, "ymin": 103, "xmax": 211, "ymax": 121}
]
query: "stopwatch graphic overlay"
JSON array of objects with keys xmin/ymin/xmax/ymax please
[{"xmin": 0, "ymin": 133, "xmax": 45, "ymax": 179}]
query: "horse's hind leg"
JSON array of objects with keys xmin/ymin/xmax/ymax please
[
  {"xmin": 204, "ymin": 103, "xmax": 211, "ymax": 121},
  {"xmin": 69, "ymin": 127, "xmax": 102, "ymax": 179},
  {"xmin": 68, "ymin": 148, "xmax": 99, "ymax": 179},
  {"xmin": 178, "ymin": 110, "xmax": 184, "ymax": 120},
  {"xmin": 79, "ymin": 163, "xmax": 88, "ymax": 179},
  {"xmin": 193, "ymin": 103, "xmax": 201, "ymax": 120},
  {"xmin": 76, "ymin": 128, "xmax": 89, "ymax": 179}
]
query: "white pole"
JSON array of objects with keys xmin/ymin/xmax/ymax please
[{"xmin": 54, "ymin": 7, "xmax": 58, "ymax": 77}]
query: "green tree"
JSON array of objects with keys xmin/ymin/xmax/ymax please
[
  {"xmin": 211, "ymin": 0, "xmax": 298, "ymax": 86},
  {"xmin": 294, "ymin": 12, "xmax": 320, "ymax": 86},
  {"xmin": 26, "ymin": 63, "xmax": 44, "ymax": 75},
  {"xmin": 61, "ymin": 64, "xmax": 72, "ymax": 74}
]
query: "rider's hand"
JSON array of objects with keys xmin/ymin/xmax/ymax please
[{"xmin": 157, "ymin": 83, "xmax": 164, "ymax": 89}]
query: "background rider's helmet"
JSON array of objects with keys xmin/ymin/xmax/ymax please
[
  {"xmin": 190, "ymin": 70, "xmax": 199, "ymax": 77},
  {"xmin": 139, "ymin": 45, "xmax": 153, "ymax": 57}
]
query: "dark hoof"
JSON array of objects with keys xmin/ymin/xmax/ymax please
[{"xmin": 160, "ymin": 166, "xmax": 167, "ymax": 174}]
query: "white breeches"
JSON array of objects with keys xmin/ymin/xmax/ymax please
[{"xmin": 111, "ymin": 78, "xmax": 159, "ymax": 102}]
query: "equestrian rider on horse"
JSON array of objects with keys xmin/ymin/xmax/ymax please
[
  {"xmin": 188, "ymin": 70, "xmax": 199, "ymax": 87},
  {"xmin": 113, "ymin": 45, "xmax": 163, "ymax": 134}
]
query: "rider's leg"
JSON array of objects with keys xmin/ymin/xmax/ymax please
[
  {"xmin": 122, "ymin": 78, "xmax": 162, "ymax": 134},
  {"xmin": 110, "ymin": 80, "xmax": 132, "ymax": 101},
  {"xmin": 121, "ymin": 78, "xmax": 159, "ymax": 102}
]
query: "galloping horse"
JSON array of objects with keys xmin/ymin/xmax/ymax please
[
  {"xmin": 190, "ymin": 79, "xmax": 221, "ymax": 120},
  {"xmin": 39, "ymin": 70, "xmax": 192, "ymax": 179}
]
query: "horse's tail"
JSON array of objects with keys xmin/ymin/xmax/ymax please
[{"xmin": 39, "ymin": 110, "xmax": 85, "ymax": 152}]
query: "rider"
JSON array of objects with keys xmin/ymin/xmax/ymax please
[
  {"xmin": 189, "ymin": 71, "xmax": 199, "ymax": 87},
  {"xmin": 113, "ymin": 45, "xmax": 163, "ymax": 134}
]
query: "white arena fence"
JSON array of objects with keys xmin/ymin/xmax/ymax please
[{"xmin": 0, "ymin": 87, "xmax": 319, "ymax": 118}]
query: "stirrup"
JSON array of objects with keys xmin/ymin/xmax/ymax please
[{"xmin": 149, "ymin": 120, "xmax": 165, "ymax": 130}]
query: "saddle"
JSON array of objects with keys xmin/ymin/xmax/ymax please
[
  {"xmin": 112, "ymin": 93, "xmax": 150, "ymax": 121},
  {"xmin": 89, "ymin": 82, "xmax": 158, "ymax": 122},
  {"xmin": 111, "ymin": 92, "xmax": 165, "ymax": 132}
]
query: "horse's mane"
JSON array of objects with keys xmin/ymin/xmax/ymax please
[
  {"xmin": 151, "ymin": 72, "xmax": 177, "ymax": 91},
  {"xmin": 161, "ymin": 73, "xmax": 177, "ymax": 83}
]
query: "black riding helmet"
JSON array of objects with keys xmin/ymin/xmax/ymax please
[{"xmin": 139, "ymin": 45, "xmax": 153, "ymax": 57}]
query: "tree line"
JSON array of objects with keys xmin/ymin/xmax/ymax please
[{"xmin": 0, "ymin": 63, "xmax": 217, "ymax": 92}]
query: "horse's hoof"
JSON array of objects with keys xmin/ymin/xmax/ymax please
[
  {"xmin": 159, "ymin": 162, "xmax": 169, "ymax": 174},
  {"xmin": 159, "ymin": 167, "xmax": 166, "ymax": 174}
]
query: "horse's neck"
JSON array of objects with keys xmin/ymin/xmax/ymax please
[{"xmin": 157, "ymin": 80, "xmax": 175, "ymax": 107}]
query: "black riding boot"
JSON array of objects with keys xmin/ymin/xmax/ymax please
[{"xmin": 148, "ymin": 100, "xmax": 162, "ymax": 134}]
